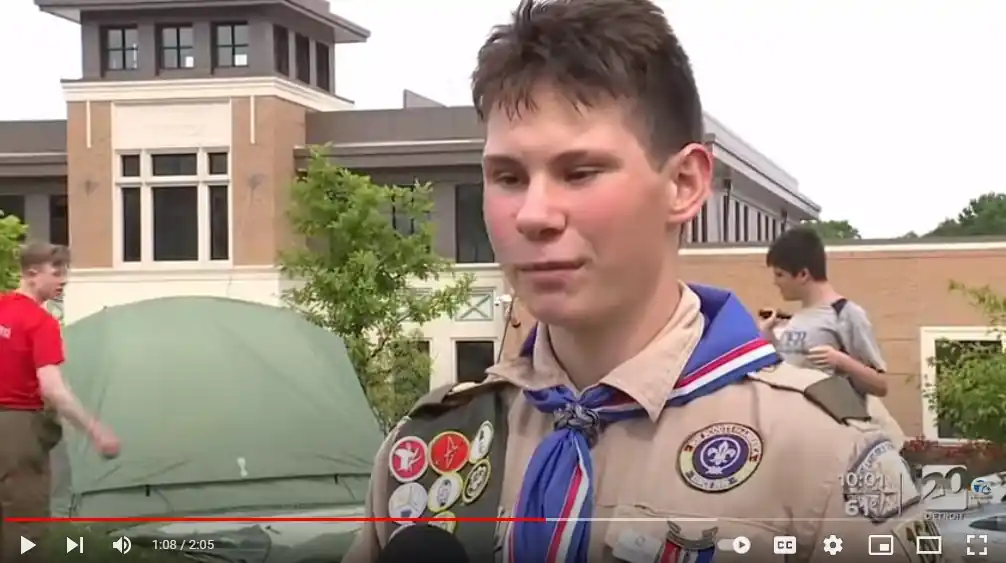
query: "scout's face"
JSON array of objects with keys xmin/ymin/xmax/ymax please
[
  {"xmin": 771, "ymin": 267, "xmax": 808, "ymax": 302},
  {"xmin": 481, "ymin": 87, "xmax": 711, "ymax": 327}
]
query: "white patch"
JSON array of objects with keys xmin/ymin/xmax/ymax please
[
  {"xmin": 469, "ymin": 421, "xmax": 494, "ymax": 462},
  {"xmin": 388, "ymin": 482, "xmax": 428, "ymax": 524},
  {"xmin": 612, "ymin": 529, "xmax": 662, "ymax": 563},
  {"xmin": 848, "ymin": 439, "xmax": 921, "ymax": 522}
]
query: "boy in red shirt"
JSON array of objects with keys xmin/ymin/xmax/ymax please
[{"xmin": 0, "ymin": 243, "xmax": 119, "ymax": 561}]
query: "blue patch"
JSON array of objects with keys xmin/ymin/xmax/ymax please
[{"xmin": 679, "ymin": 423, "xmax": 763, "ymax": 493}]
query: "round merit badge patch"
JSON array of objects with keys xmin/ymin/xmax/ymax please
[
  {"xmin": 427, "ymin": 472, "xmax": 464, "ymax": 513},
  {"xmin": 468, "ymin": 421, "xmax": 494, "ymax": 463},
  {"xmin": 429, "ymin": 431, "xmax": 471, "ymax": 474},
  {"xmin": 430, "ymin": 510, "xmax": 458, "ymax": 534},
  {"xmin": 462, "ymin": 459, "xmax": 491, "ymax": 504},
  {"xmin": 388, "ymin": 482, "xmax": 428, "ymax": 524},
  {"xmin": 388, "ymin": 436, "xmax": 429, "ymax": 483},
  {"xmin": 678, "ymin": 423, "xmax": 763, "ymax": 493}
]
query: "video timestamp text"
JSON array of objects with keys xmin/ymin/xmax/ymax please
[{"xmin": 150, "ymin": 539, "xmax": 216, "ymax": 551}]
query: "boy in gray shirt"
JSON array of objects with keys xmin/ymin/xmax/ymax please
[{"xmin": 759, "ymin": 228, "xmax": 889, "ymax": 397}]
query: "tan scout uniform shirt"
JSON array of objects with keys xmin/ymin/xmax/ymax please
[{"xmin": 346, "ymin": 287, "xmax": 935, "ymax": 563}]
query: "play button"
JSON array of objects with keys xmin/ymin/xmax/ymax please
[
  {"xmin": 20, "ymin": 536, "xmax": 35, "ymax": 554},
  {"xmin": 66, "ymin": 536, "xmax": 82, "ymax": 553},
  {"xmin": 732, "ymin": 536, "xmax": 752, "ymax": 554}
]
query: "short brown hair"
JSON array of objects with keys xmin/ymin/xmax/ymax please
[
  {"xmin": 19, "ymin": 242, "xmax": 70, "ymax": 272},
  {"xmin": 471, "ymin": 0, "xmax": 704, "ymax": 160},
  {"xmin": 766, "ymin": 227, "xmax": 827, "ymax": 281}
]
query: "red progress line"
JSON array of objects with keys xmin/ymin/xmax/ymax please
[{"xmin": 5, "ymin": 517, "xmax": 546, "ymax": 523}]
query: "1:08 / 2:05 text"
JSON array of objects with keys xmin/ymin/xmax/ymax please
[{"xmin": 150, "ymin": 539, "xmax": 216, "ymax": 551}]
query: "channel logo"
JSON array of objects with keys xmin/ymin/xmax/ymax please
[{"xmin": 972, "ymin": 478, "xmax": 993, "ymax": 498}]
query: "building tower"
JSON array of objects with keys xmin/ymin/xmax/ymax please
[{"xmin": 36, "ymin": 0, "xmax": 368, "ymax": 318}]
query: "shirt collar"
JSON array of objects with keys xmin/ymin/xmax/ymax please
[{"xmin": 487, "ymin": 284, "xmax": 705, "ymax": 421}]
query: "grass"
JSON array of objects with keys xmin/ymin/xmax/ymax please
[{"xmin": 41, "ymin": 524, "xmax": 191, "ymax": 562}]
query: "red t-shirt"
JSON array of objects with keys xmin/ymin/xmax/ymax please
[{"xmin": 0, "ymin": 292, "xmax": 65, "ymax": 410}]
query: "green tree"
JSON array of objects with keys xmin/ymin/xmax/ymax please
[
  {"xmin": 926, "ymin": 192, "xmax": 1006, "ymax": 237},
  {"xmin": 924, "ymin": 281, "xmax": 1006, "ymax": 445},
  {"xmin": 279, "ymin": 149, "xmax": 475, "ymax": 430},
  {"xmin": 800, "ymin": 219, "xmax": 861, "ymax": 240},
  {"xmin": 0, "ymin": 214, "xmax": 27, "ymax": 290}
]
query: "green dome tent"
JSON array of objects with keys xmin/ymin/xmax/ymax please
[{"xmin": 51, "ymin": 296, "xmax": 382, "ymax": 518}]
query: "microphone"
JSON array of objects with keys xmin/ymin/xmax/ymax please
[{"xmin": 377, "ymin": 524, "xmax": 470, "ymax": 563}]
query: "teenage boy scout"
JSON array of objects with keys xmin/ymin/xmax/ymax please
[
  {"xmin": 346, "ymin": 288, "xmax": 937, "ymax": 563},
  {"xmin": 345, "ymin": 0, "xmax": 937, "ymax": 562}
]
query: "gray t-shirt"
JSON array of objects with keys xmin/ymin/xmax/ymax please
[{"xmin": 773, "ymin": 299, "xmax": 887, "ymax": 393}]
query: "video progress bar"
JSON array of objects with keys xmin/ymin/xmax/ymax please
[{"xmin": 544, "ymin": 517, "xmax": 926, "ymax": 523}]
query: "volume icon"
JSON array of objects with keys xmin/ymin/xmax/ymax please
[{"xmin": 112, "ymin": 537, "xmax": 132, "ymax": 554}]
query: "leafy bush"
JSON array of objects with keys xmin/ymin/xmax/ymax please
[
  {"xmin": 924, "ymin": 282, "xmax": 1006, "ymax": 444},
  {"xmin": 0, "ymin": 214, "xmax": 26, "ymax": 290}
]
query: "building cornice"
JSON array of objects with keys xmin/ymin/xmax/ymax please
[{"xmin": 62, "ymin": 76, "xmax": 353, "ymax": 112}]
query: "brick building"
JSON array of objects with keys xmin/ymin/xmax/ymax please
[{"xmin": 501, "ymin": 240, "xmax": 1006, "ymax": 440}]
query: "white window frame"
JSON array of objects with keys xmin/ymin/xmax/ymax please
[
  {"xmin": 919, "ymin": 326, "xmax": 1006, "ymax": 442},
  {"xmin": 112, "ymin": 148, "xmax": 233, "ymax": 268}
]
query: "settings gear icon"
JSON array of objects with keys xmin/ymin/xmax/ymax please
[{"xmin": 822, "ymin": 534, "xmax": 843, "ymax": 555}]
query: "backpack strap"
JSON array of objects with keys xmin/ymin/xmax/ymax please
[{"xmin": 830, "ymin": 298, "xmax": 850, "ymax": 354}]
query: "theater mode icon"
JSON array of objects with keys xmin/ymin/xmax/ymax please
[{"xmin": 916, "ymin": 535, "xmax": 942, "ymax": 555}]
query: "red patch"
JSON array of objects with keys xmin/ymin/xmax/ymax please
[
  {"xmin": 428, "ymin": 431, "xmax": 471, "ymax": 474},
  {"xmin": 388, "ymin": 436, "xmax": 429, "ymax": 482}
]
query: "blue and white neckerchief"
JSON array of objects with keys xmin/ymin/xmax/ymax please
[{"xmin": 506, "ymin": 284, "xmax": 780, "ymax": 563}]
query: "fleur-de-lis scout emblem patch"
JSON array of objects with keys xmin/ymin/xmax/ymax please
[
  {"xmin": 462, "ymin": 459, "xmax": 491, "ymax": 504},
  {"xmin": 429, "ymin": 431, "xmax": 470, "ymax": 474},
  {"xmin": 427, "ymin": 472, "xmax": 464, "ymax": 513},
  {"xmin": 388, "ymin": 436, "xmax": 429, "ymax": 483},
  {"xmin": 678, "ymin": 423, "xmax": 763, "ymax": 493}
]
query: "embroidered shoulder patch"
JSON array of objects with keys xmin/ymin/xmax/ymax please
[{"xmin": 845, "ymin": 439, "xmax": 921, "ymax": 522}]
